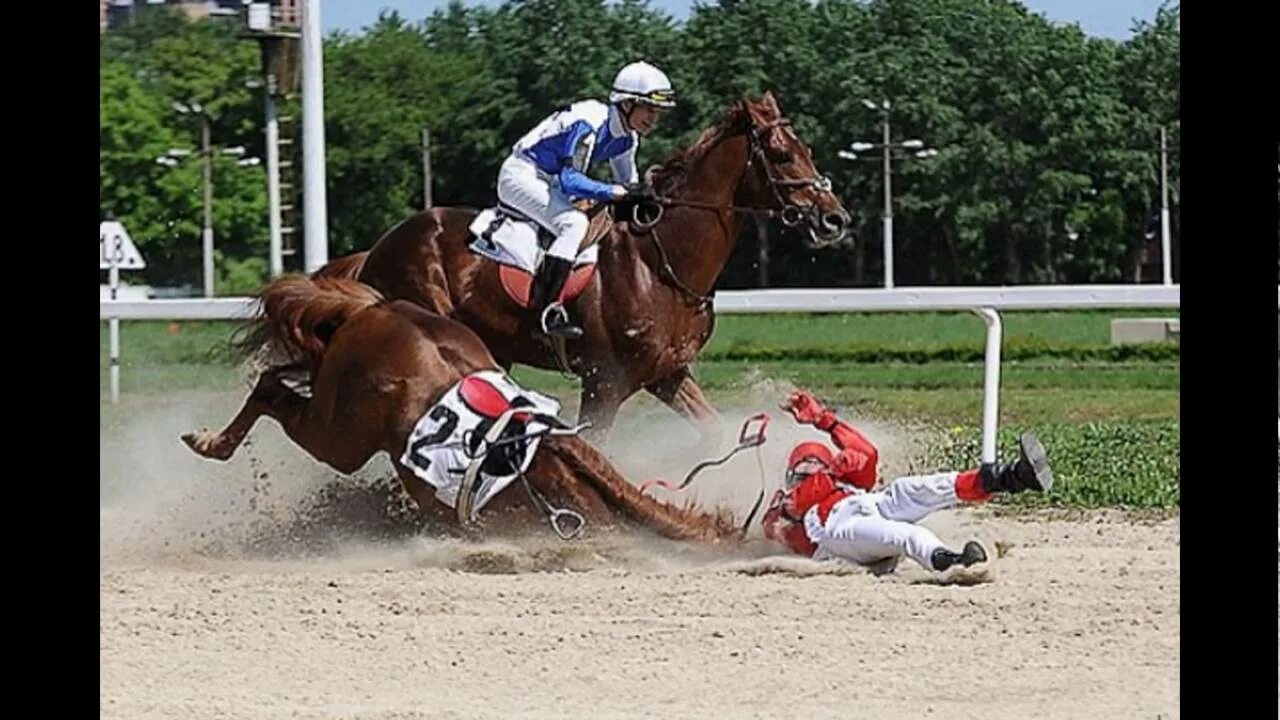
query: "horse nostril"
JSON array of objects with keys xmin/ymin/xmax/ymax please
[{"xmin": 823, "ymin": 211, "xmax": 848, "ymax": 231}]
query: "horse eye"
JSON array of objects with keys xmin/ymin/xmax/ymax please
[{"xmin": 769, "ymin": 149, "xmax": 794, "ymax": 164}]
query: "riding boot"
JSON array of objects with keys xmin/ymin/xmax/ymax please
[
  {"xmin": 532, "ymin": 256, "xmax": 583, "ymax": 340},
  {"xmin": 978, "ymin": 433, "xmax": 1054, "ymax": 494},
  {"xmin": 930, "ymin": 540, "xmax": 988, "ymax": 572}
]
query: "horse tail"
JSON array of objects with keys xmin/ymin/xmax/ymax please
[
  {"xmin": 311, "ymin": 251, "xmax": 368, "ymax": 281},
  {"xmin": 545, "ymin": 435, "xmax": 740, "ymax": 543},
  {"xmin": 233, "ymin": 274, "xmax": 383, "ymax": 373}
]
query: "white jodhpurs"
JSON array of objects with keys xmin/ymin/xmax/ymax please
[
  {"xmin": 810, "ymin": 472, "xmax": 962, "ymax": 571},
  {"xmin": 496, "ymin": 154, "xmax": 588, "ymax": 263}
]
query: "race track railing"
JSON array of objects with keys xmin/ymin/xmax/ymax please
[{"xmin": 100, "ymin": 284, "xmax": 1182, "ymax": 463}]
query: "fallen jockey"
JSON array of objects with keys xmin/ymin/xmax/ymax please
[
  {"xmin": 496, "ymin": 60, "xmax": 675, "ymax": 339},
  {"xmin": 761, "ymin": 390, "xmax": 1053, "ymax": 573}
]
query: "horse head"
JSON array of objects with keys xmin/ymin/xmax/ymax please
[{"xmin": 738, "ymin": 91, "xmax": 850, "ymax": 248}]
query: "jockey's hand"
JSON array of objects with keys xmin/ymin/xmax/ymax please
[
  {"xmin": 781, "ymin": 390, "xmax": 827, "ymax": 426},
  {"xmin": 765, "ymin": 488, "xmax": 786, "ymax": 513},
  {"xmin": 621, "ymin": 182, "xmax": 658, "ymax": 203},
  {"xmin": 611, "ymin": 185, "xmax": 629, "ymax": 201}
]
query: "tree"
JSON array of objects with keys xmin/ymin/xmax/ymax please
[
  {"xmin": 100, "ymin": 9, "xmax": 266, "ymax": 291},
  {"xmin": 99, "ymin": 0, "xmax": 1180, "ymax": 289}
]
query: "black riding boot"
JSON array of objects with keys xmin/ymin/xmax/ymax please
[
  {"xmin": 930, "ymin": 541, "xmax": 988, "ymax": 572},
  {"xmin": 531, "ymin": 255, "xmax": 583, "ymax": 340},
  {"xmin": 978, "ymin": 433, "xmax": 1054, "ymax": 494}
]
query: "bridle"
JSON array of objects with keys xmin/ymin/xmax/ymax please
[
  {"xmin": 743, "ymin": 116, "xmax": 835, "ymax": 228},
  {"xmin": 619, "ymin": 107, "xmax": 842, "ymax": 310},
  {"xmin": 631, "ymin": 111, "xmax": 835, "ymax": 230}
]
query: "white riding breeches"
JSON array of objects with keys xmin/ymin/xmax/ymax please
[
  {"xmin": 810, "ymin": 472, "xmax": 962, "ymax": 571},
  {"xmin": 496, "ymin": 154, "xmax": 588, "ymax": 263}
]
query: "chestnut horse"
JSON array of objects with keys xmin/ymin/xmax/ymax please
[
  {"xmin": 310, "ymin": 92, "xmax": 849, "ymax": 447},
  {"xmin": 182, "ymin": 274, "xmax": 740, "ymax": 543}
]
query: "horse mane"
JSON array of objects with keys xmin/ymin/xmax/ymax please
[
  {"xmin": 231, "ymin": 274, "xmax": 384, "ymax": 374},
  {"xmin": 649, "ymin": 101, "xmax": 752, "ymax": 196},
  {"xmin": 311, "ymin": 251, "xmax": 368, "ymax": 282},
  {"xmin": 547, "ymin": 435, "xmax": 741, "ymax": 543}
]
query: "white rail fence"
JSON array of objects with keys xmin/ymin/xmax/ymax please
[{"xmin": 100, "ymin": 284, "xmax": 1181, "ymax": 463}]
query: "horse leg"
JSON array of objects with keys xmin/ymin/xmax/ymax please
[
  {"xmin": 259, "ymin": 389, "xmax": 380, "ymax": 475},
  {"xmin": 183, "ymin": 371, "xmax": 377, "ymax": 475},
  {"xmin": 645, "ymin": 366, "xmax": 724, "ymax": 451},
  {"xmin": 578, "ymin": 371, "xmax": 631, "ymax": 446},
  {"xmin": 182, "ymin": 370, "xmax": 293, "ymax": 461}
]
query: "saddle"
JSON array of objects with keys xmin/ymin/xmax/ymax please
[{"xmin": 467, "ymin": 202, "xmax": 613, "ymax": 308}]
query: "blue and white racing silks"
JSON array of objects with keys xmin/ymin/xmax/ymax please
[{"xmin": 511, "ymin": 100, "xmax": 639, "ymax": 203}]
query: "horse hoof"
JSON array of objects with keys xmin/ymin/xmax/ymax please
[{"xmin": 182, "ymin": 430, "xmax": 234, "ymax": 461}]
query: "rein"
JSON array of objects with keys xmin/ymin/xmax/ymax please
[
  {"xmin": 638, "ymin": 413, "xmax": 772, "ymax": 537},
  {"xmin": 647, "ymin": 227, "xmax": 714, "ymax": 311}
]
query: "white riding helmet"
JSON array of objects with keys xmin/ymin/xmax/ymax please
[{"xmin": 609, "ymin": 61, "xmax": 676, "ymax": 108}]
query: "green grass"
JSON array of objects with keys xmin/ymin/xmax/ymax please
[
  {"xmin": 928, "ymin": 424, "xmax": 1180, "ymax": 510},
  {"xmin": 102, "ymin": 310, "xmax": 1180, "ymax": 511},
  {"xmin": 102, "ymin": 310, "xmax": 1182, "ymax": 366},
  {"xmin": 705, "ymin": 309, "xmax": 1179, "ymax": 350}
]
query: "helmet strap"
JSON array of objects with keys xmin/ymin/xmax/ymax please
[{"xmin": 617, "ymin": 99, "xmax": 638, "ymax": 132}]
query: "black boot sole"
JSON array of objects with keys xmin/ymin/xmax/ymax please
[
  {"xmin": 931, "ymin": 541, "xmax": 988, "ymax": 572},
  {"xmin": 959, "ymin": 540, "xmax": 988, "ymax": 566},
  {"xmin": 1018, "ymin": 433, "xmax": 1053, "ymax": 492}
]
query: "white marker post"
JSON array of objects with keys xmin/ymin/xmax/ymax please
[
  {"xmin": 973, "ymin": 308, "xmax": 1003, "ymax": 464},
  {"xmin": 100, "ymin": 220, "xmax": 146, "ymax": 404}
]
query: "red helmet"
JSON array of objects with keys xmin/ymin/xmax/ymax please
[{"xmin": 785, "ymin": 441, "xmax": 833, "ymax": 488}]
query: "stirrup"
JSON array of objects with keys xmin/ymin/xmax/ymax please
[{"xmin": 540, "ymin": 302, "xmax": 583, "ymax": 339}]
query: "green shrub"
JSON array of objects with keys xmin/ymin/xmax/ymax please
[{"xmin": 924, "ymin": 422, "xmax": 1180, "ymax": 509}]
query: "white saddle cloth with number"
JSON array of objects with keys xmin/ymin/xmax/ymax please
[
  {"xmin": 467, "ymin": 206, "xmax": 599, "ymax": 275},
  {"xmin": 399, "ymin": 370, "xmax": 565, "ymax": 514}
]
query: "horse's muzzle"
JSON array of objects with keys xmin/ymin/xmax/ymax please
[{"xmin": 810, "ymin": 209, "xmax": 850, "ymax": 246}]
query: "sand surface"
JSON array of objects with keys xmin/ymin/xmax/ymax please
[{"xmin": 101, "ymin": 389, "xmax": 1179, "ymax": 719}]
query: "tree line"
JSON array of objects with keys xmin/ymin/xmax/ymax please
[{"xmin": 99, "ymin": 0, "xmax": 1179, "ymax": 292}]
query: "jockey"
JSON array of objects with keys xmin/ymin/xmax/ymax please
[
  {"xmin": 761, "ymin": 391, "xmax": 1054, "ymax": 573},
  {"xmin": 497, "ymin": 60, "xmax": 676, "ymax": 340}
]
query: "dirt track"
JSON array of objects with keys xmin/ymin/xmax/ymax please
[{"xmin": 101, "ymin": 392, "xmax": 1179, "ymax": 719}]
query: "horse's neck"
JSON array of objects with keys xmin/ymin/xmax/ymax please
[{"xmin": 648, "ymin": 133, "xmax": 753, "ymax": 294}]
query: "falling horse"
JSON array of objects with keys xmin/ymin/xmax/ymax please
[
  {"xmin": 311, "ymin": 92, "xmax": 849, "ymax": 447},
  {"xmin": 182, "ymin": 274, "xmax": 741, "ymax": 543}
]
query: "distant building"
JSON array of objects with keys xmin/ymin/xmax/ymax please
[{"xmin": 103, "ymin": 1, "xmax": 298, "ymax": 33}]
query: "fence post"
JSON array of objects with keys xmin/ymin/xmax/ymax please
[{"xmin": 973, "ymin": 307, "xmax": 1003, "ymax": 464}]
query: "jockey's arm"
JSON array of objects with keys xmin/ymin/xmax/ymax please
[
  {"xmin": 786, "ymin": 471, "xmax": 839, "ymax": 518},
  {"xmin": 556, "ymin": 121, "xmax": 623, "ymax": 203},
  {"xmin": 812, "ymin": 407, "xmax": 878, "ymax": 464},
  {"xmin": 761, "ymin": 490, "xmax": 817, "ymax": 556}
]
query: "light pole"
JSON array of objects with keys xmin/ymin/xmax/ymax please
[
  {"xmin": 158, "ymin": 101, "xmax": 260, "ymax": 297},
  {"xmin": 839, "ymin": 99, "xmax": 940, "ymax": 288},
  {"xmin": 1158, "ymin": 126, "xmax": 1177, "ymax": 286}
]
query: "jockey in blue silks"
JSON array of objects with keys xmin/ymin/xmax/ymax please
[{"xmin": 497, "ymin": 61, "xmax": 676, "ymax": 339}]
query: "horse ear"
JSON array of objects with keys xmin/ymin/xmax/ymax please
[
  {"xmin": 736, "ymin": 98, "xmax": 758, "ymax": 129},
  {"xmin": 759, "ymin": 90, "xmax": 780, "ymax": 113}
]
